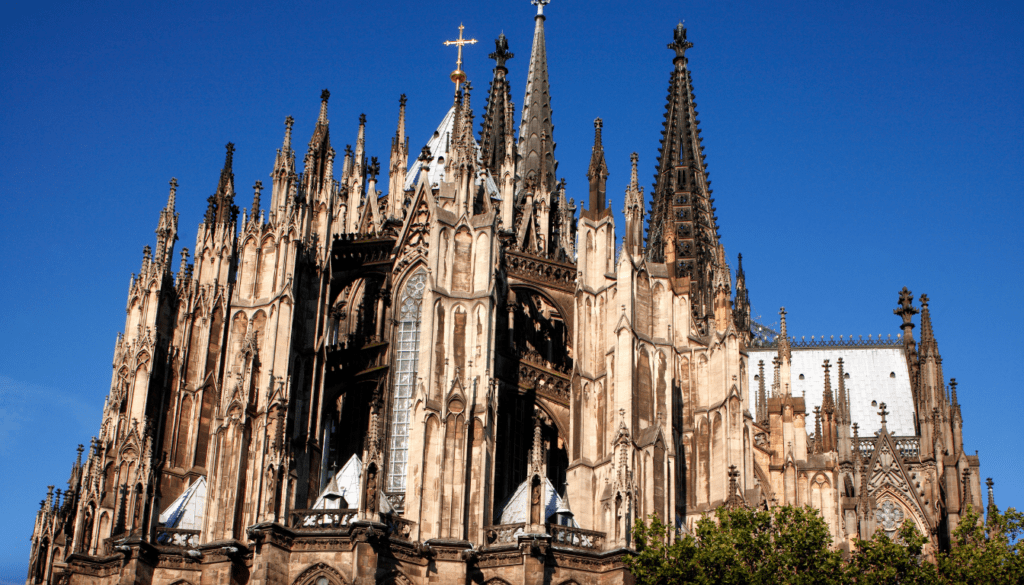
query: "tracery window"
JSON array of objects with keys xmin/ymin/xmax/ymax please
[{"xmin": 387, "ymin": 269, "xmax": 427, "ymax": 492}]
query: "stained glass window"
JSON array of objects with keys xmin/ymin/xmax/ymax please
[{"xmin": 386, "ymin": 269, "xmax": 426, "ymax": 492}]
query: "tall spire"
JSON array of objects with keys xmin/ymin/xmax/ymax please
[
  {"xmin": 154, "ymin": 178, "xmax": 179, "ymax": 270},
  {"xmin": 919, "ymin": 294, "xmax": 940, "ymax": 359},
  {"xmin": 733, "ymin": 253, "xmax": 751, "ymax": 334},
  {"xmin": 387, "ymin": 95, "xmax": 409, "ymax": 219},
  {"xmin": 205, "ymin": 143, "xmax": 237, "ymax": 225},
  {"xmin": 585, "ymin": 118, "xmax": 609, "ymax": 215},
  {"xmin": 482, "ymin": 34, "xmax": 514, "ymax": 179},
  {"xmin": 518, "ymin": 0, "xmax": 557, "ymax": 194},
  {"xmin": 271, "ymin": 116, "xmax": 296, "ymax": 214},
  {"xmin": 822, "ymin": 359, "xmax": 835, "ymax": 414},
  {"xmin": 777, "ymin": 307, "xmax": 792, "ymax": 396},
  {"xmin": 623, "ymin": 152, "xmax": 645, "ymax": 255},
  {"xmin": 648, "ymin": 22, "xmax": 719, "ymax": 320}
]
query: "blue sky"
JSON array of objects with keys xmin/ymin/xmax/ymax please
[{"xmin": 1, "ymin": 0, "xmax": 1021, "ymax": 579}]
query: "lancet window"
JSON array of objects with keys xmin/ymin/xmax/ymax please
[{"xmin": 387, "ymin": 269, "xmax": 426, "ymax": 492}]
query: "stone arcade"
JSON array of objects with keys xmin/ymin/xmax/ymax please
[{"xmin": 27, "ymin": 4, "xmax": 982, "ymax": 584}]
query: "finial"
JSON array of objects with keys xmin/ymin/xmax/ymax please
[
  {"xmin": 251, "ymin": 180, "xmax": 262, "ymax": 217},
  {"xmin": 668, "ymin": 21, "xmax": 693, "ymax": 60},
  {"xmin": 318, "ymin": 90, "xmax": 330, "ymax": 124},
  {"xmin": 444, "ymin": 23, "xmax": 478, "ymax": 92},
  {"xmin": 919, "ymin": 293, "xmax": 929, "ymax": 310},
  {"xmin": 367, "ymin": 157, "xmax": 380, "ymax": 181},
  {"xmin": 877, "ymin": 402, "xmax": 889, "ymax": 426},
  {"xmin": 399, "ymin": 94, "xmax": 407, "ymax": 108},
  {"xmin": 283, "ymin": 116, "xmax": 295, "ymax": 150},
  {"xmin": 418, "ymin": 145, "xmax": 433, "ymax": 163},
  {"xmin": 489, "ymin": 33, "xmax": 514, "ymax": 68},
  {"xmin": 894, "ymin": 287, "xmax": 918, "ymax": 329},
  {"xmin": 167, "ymin": 177, "xmax": 178, "ymax": 210},
  {"xmin": 532, "ymin": 0, "xmax": 551, "ymax": 17}
]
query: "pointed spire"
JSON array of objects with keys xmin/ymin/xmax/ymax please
[
  {"xmin": 822, "ymin": 359, "xmax": 835, "ymax": 414},
  {"xmin": 624, "ymin": 152, "xmax": 645, "ymax": 255},
  {"xmin": 387, "ymin": 95, "xmax": 408, "ymax": 218},
  {"xmin": 283, "ymin": 115, "xmax": 294, "ymax": 151},
  {"xmin": 251, "ymin": 180, "xmax": 262, "ymax": 220},
  {"xmin": 586, "ymin": 118, "xmax": 609, "ymax": 214},
  {"xmin": 919, "ymin": 293, "xmax": 939, "ymax": 358},
  {"xmin": 482, "ymin": 33, "xmax": 514, "ymax": 178},
  {"xmin": 518, "ymin": 0, "xmax": 557, "ymax": 192},
  {"xmin": 206, "ymin": 143, "xmax": 237, "ymax": 225},
  {"xmin": 648, "ymin": 21, "xmax": 718, "ymax": 312},
  {"xmin": 733, "ymin": 253, "xmax": 751, "ymax": 334},
  {"xmin": 154, "ymin": 178, "xmax": 179, "ymax": 270},
  {"xmin": 837, "ymin": 357, "xmax": 849, "ymax": 425},
  {"xmin": 777, "ymin": 307, "xmax": 791, "ymax": 362},
  {"xmin": 318, "ymin": 89, "xmax": 330, "ymax": 124}
]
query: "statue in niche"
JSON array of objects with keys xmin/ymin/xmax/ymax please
[{"xmin": 365, "ymin": 467, "xmax": 378, "ymax": 514}]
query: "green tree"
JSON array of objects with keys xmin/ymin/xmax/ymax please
[
  {"xmin": 846, "ymin": 520, "xmax": 938, "ymax": 584},
  {"xmin": 627, "ymin": 506, "xmax": 844, "ymax": 585},
  {"xmin": 937, "ymin": 505, "xmax": 1024, "ymax": 585}
]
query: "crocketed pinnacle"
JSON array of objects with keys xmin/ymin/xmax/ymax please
[
  {"xmin": 206, "ymin": 143, "xmax": 237, "ymax": 225},
  {"xmin": 482, "ymin": 35, "xmax": 514, "ymax": 178},
  {"xmin": 518, "ymin": 3, "xmax": 557, "ymax": 193},
  {"xmin": 837, "ymin": 357, "xmax": 849, "ymax": 424},
  {"xmin": 919, "ymin": 294, "xmax": 940, "ymax": 359},
  {"xmin": 586, "ymin": 118, "xmax": 609, "ymax": 213},
  {"xmin": 777, "ymin": 307, "xmax": 791, "ymax": 361},
  {"xmin": 822, "ymin": 359, "xmax": 835, "ymax": 414},
  {"xmin": 624, "ymin": 152, "xmax": 645, "ymax": 254}
]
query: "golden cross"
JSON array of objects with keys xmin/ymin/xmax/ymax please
[{"xmin": 444, "ymin": 23, "xmax": 477, "ymax": 91}]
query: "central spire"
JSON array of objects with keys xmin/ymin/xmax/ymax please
[{"xmin": 518, "ymin": 0, "xmax": 557, "ymax": 194}]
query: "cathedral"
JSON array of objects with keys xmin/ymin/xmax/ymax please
[{"xmin": 26, "ymin": 3, "xmax": 983, "ymax": 584}]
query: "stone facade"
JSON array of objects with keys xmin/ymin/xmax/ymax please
[{"xmin": 25, "ymin": 6, "xmax": 981, "ymax": 585}]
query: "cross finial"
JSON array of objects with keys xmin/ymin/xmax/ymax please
[
  {"xmin": 444, "ymin": 23, "xmax": 478, "ymax": 92},
  {"xmin": 877, "ymin": 402, "xmax": 889, "ymax": 426},
  {"xmin": 532, "ymin": 0, "xmax": 551, "ymax": 17}
]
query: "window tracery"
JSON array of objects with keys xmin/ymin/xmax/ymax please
[{"xmin": 387, "ymin": 269, "xmax": 426, "ymax": 492}]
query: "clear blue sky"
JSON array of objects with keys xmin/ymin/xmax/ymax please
[{"xmin": 1, "ymin": 0, "xmax": 1021, "ymax": 580}]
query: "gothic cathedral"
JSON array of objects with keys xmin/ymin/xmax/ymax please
[{"xmin": 27, "ymin": 5, "xmax": 982, "ymax": 585}]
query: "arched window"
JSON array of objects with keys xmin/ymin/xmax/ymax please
[{"xmin": 387, "ymin": 269, "xmax": 427, "ymax": 492}]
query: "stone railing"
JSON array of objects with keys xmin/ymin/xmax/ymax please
[
  {"xmin": 853, "ymin": 436, "xmax": 920, "ymax": 459},
  {"xmin": 288, "ymin": 508, "xmax": 358, "ymax": 531},
  {"xmin": 547, "ymin": 524, "xmax": 605, "ymax": 551},
  {"xmin": 155, "ymin": 527, "xmax": 200, "ymax": 548},
  {"xmin": 483, "ymin": 523, "xmax": 525, "ymax": 548},
  {"xmin": 518, "ymin": 359, "xmax": 571, "ymax": 406},
  {"xmin": 749, "ymin": 333, "xmax": 903, "ymax": 350},
  {"xmin": 505, "ymin": 251, "xmax": 577, "ymax": 293}
]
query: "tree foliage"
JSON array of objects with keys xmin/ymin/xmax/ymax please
[{"xmin": 626, "ymin": 504, "xmax": 1023, "ymax": 585}]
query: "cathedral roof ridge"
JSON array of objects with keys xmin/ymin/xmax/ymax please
[{"xmin": 749, "ymin": 332, "xmax": 904, "ymax": 350}]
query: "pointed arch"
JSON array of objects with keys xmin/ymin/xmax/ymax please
[
  {"xmin": 387, "ymin": 268, "xmax": 427, "ymax": 493},
  {"xmin": 292, "ymin": 562, "xmax": 347, "ymax": 585}
]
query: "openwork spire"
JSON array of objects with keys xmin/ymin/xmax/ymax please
[
  {"xmin": 518, "ymin": 0, "xmax": 557, "ymax": 194},
  {"xmin": 648, "ymin": 22, "xmax": 720, "ymax": 329},
  {"xmin": 482, "ymin": 34, "xmax": 515, "ymax": 178}
]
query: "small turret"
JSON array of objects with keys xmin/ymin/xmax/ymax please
[
  {"xmin": 387, "ymin": 95, "xmax": 409, "ymax": 219},
  {"xmin": 205, "ymin": 143, "xmax": 238, "ymax": 225},
  {"xmin": 154, "ymin": 178, "xmax": 179, "ymax": 270},
  {"xmin": 732, "ymin": 253, "xmax": 751, "ymax": 334},
  {"xmin": 623, "ymin": 153, "xmax": 645, "ymax": 256},
  {"xmin": 585, "ymin": 118, "xmax": 609, "ymax": 215}
]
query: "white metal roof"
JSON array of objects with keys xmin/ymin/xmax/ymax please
[{"xmin": 746, "ymin": 346, "xmax": 916, "ymax": 437}]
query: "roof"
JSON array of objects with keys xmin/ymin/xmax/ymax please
[
  {"xmin": 158, "ymin": 476, "xmax": 206, "ymax": 530},
  {"xmin": 747, "ymin": 346, "xmax": 916, "ymax": 437},
  {"xmin": 497, "ymin": 476, "xmax": 578, "ymax": 527},
  {"xmin": 313, "ymin": 454, "xmax": 362, "ymax": 510},
  {"xmin": 403, "ymin": 106, "xmax": 499, "ymax": 199}
]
